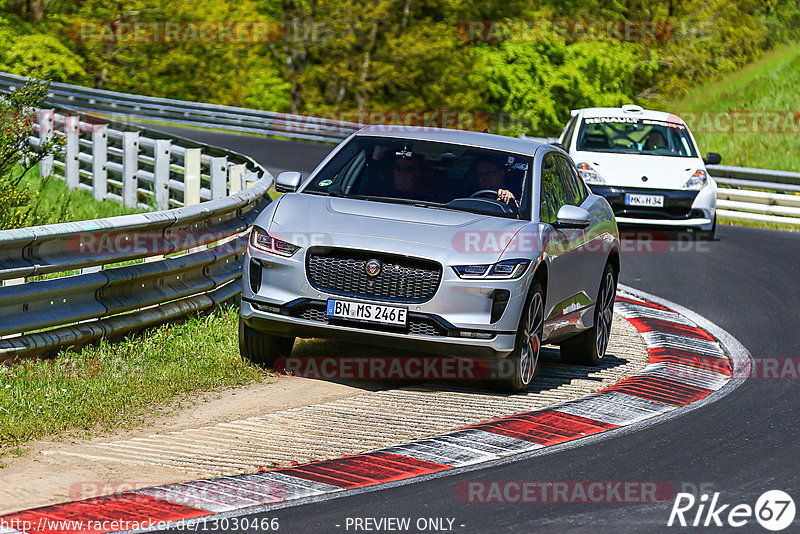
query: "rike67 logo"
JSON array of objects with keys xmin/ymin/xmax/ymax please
[{"xmin": 668, "ymin": 490, "xmax": 796, "ymax": 531}]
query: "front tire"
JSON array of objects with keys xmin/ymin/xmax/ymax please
[
  {"xmin": 238, "ymin": 317, "xmax": 295, "ymax": 368},
  {"xmin": 493, "ymin": 281, "xmax": 544, "ymax": 392},
  {"xmin": 561, "ymin": 264, "xmax": 616, "ymax": 366}
]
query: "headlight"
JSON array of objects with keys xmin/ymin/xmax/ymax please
[
  {"xmin": 683, "ymin": 169, "xmax": 707, "ymax": 190},
  {"xmin": 453, "ymin": 259, "xmax": 530, "ymax": 279},
  {"xmin": 576, "ymin": 162, "xmax": 606, "ymax": 185},
  {"xmin": 249, "ymin": 227, "xmax": 300, "ymax": 257}
]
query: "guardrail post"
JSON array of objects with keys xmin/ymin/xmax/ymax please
[
  {"xmin": 210, "ymin": 156, "xmax": 228, "ymax": 200},
  {"xmin": 122, "ymin": 131, "xmax": 139, "ymax": 209},
  {"xmin": 154, "ymin": 139, "xmax": 171, "ymax": 210},
  {"xmin": 243, "ymin": 170, "xmax": 259, "ymax": 189},
  {"xmin": 228, "ymin": 164, "xmax": 245, "ymax": 195},
  {"xmin": 184, "ymin": 148, "xmax": 201, "ymax": 206},
  {"xmin": 65, "ymin": 116, "xmax": 80, "ymax": 190},
  {"xmin": 92, "ymin": 124, "xmax": 108, "ymax": 201},
  {"xmin": 38, "ymin": 109, "xmax": 54, "ymax": 177}
]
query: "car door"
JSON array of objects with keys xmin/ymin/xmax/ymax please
[
  {"xmin": 555, "ymin": 154, "xmax": 601, "ymax": 315},
  {"xmin": 539, "ymin": 153, "xmax": 587, "ymax": 340}
]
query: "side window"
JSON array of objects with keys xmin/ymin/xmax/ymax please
[
  {"xmin": 540, "ymin": 155, "xmax": 566, "ymax": 224},
  {"xmin": 555, "ymin": 156, "xmax": 587, "ymax": 206}
]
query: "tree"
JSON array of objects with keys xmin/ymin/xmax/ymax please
[{"xmin": 6, "ymin": 0, "xmax": 54, "ymax": 22}]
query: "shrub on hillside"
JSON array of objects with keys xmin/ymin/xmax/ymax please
[{"xmin": 0, "ymin": 76, "xmax": 65, "ymax": 229}]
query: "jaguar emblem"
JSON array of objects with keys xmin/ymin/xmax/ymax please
[{"xmin": 365, "ymin": 259, "xmax": 382, "ymax": 277}]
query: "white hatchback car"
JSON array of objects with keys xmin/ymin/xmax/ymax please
[{"xmin": 559, "ymin": 105, "xmax": 721, "ymax": 238}]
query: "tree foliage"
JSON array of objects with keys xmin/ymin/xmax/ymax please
[{"xmin": 0, "ymin": 0, "xmax": 796, "ymax": 136}]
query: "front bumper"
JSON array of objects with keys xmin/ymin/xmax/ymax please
[
  {"xmin": 241, "ymin": 246, "xmax": 533, "ymax": 359},
  {"xmin": 589, "ymin": 184, "xmax": 716, "ymax": 230},
  {"xmin": 241, "ymin": 299, "xmax": 518, "ymax": 358}
]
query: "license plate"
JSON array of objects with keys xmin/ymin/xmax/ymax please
[
  {"xmin": 326, "ymin": 299, "xmax": 408, "ymax": 326},
  {"xmin": 625, "ymin": 193, "xmax": 664, "ymax": 207}
]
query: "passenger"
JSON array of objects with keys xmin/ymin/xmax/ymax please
[
  {"xmin": 359, "ymin": 154, "xmax": 425, "ymax": 198},
  {"xmin": 391, "ymin": 155, "xmax": 424, "ymax": 193}
]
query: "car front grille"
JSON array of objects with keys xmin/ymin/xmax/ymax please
[
  {"xmin": 589, "ymin": 186, "xmax": 702, "ymax": 220},
  {"xmin": 293, "ymin": 302, "xmax": 449, "ymax": 337},
  {"xmin": 306, "ymin": 249, "xmax": 442, "ymax": 303}
]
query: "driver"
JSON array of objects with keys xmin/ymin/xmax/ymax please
[
  {"xmin": 471, "ymin": 157, "xmax": 518, "ymax": 206},
  {"xmin": 644, "ymin": 130, "xmax": 667, "ymax": 150}
]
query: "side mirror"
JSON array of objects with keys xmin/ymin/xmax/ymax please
[
  {"xmin": 276, "ymin": 171, "xmax": 302, "ymax": 193},
  {"xmin": 554, "ymin": 205, "xmax": 591, "ymax": 229},
  {"xmin": 703, "ymin": 152, "xmax": 722, "ymax": 166}
]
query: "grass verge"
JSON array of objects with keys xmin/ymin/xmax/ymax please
[
  {"xmin": 24, "ymin": 168, "xmax": 142, "ymax": 223},
  {"xmin": 665, "ymin": 42, "xmax": 800, "ymax": 232},
  {"xmin": 0, "ymin": 305, "xmax": 271, "ymax": 464},
  {"xmin": 719, "ymin": 216, "xmax": 799, "ymax": 232},
  {"xmin": 671, "ymin": 41, "xmax": 800, "ymax": 172}
]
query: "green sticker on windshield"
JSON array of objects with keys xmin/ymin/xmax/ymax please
[{"xmin": 318, "ymin": 179, "xmax": 333, "ymax": 187}]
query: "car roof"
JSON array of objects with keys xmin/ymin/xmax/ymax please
[
  {"xmin": 576, "ymin": 107, "xmax": 687, "ymax": 125},
  {"xmin": 355, "ymin": 125, "xmax": 543, "ymax": 156}
]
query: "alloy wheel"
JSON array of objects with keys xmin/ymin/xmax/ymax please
[{"xmin": 520, "ymin": 292, "xmax": 543, "ymax": 385}]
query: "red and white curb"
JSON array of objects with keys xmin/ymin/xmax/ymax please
[{"xmin": 0, "ymin": 287, "xmax": 747, "ymax": 534}]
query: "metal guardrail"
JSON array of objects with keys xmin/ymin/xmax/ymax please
[
  {"xmin": 0, "ymin": 177, "xmax": 271, "ymax": 359},
  {"xmin": 0, "ymin": 72, "xmax": 363, "ymax": 144},
  {"xmin": 707, "ymin": 165, "xmax": 800, "ymax": 226},
  {"xmin": 1, "ymin": 101, "xmax": 275, "ymax": 359}
]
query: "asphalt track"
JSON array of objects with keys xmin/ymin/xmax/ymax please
[{"xmin": 159, "ymin": 127, "xmax": 800, "ymax": 532}]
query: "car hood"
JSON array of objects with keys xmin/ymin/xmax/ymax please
[
  {"xmin": 573, "ymin": 151, "xmax": 706, "ymax": 189},
  {"xmin": 267, "ymin": 193, "xmax": 531, "ymax": 264}
]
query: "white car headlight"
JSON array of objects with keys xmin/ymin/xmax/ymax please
[
  {"xmin": 576, "ymin": 162, "xmax": 606, "ymax": 185},
  {"xmin": 249, "ymin": 227, "xmax": 300, "ymax": 257},
  {"xmin": 452, "ymin": 259, "xmax": 530, "ymax": 279},
  {"xmin": 684, "ymin": 169, "xmax": 708, "ymax": 190}
]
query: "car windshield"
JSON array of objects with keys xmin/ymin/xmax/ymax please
[
  {"xmin": 576, "ymin": 116, "xmax": 698, "ymax": 158},
  {"xmin": 301, "ymin": 137, "xmax": 532, "ymax": 219}
]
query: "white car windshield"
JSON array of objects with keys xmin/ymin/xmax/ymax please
[
  {"xmin": 303, "ymin": 137, "xmax": 532, "ymax": 219},
  {"xmin": 577, "ymin": 116, "xmax": 698, "ymax": 158}
]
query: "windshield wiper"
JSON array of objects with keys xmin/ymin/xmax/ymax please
[
  {"xmin": 345, "ymin": 194, "xmax": 434, "ymax": 206},
  {"xmin": 304, "ymin": 188, "xmax": 344, "ymax": 197}
]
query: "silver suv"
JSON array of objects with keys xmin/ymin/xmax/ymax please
[{"xmin": 240, "ymin": 127, "xmax": 620, "ymax": 391}]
